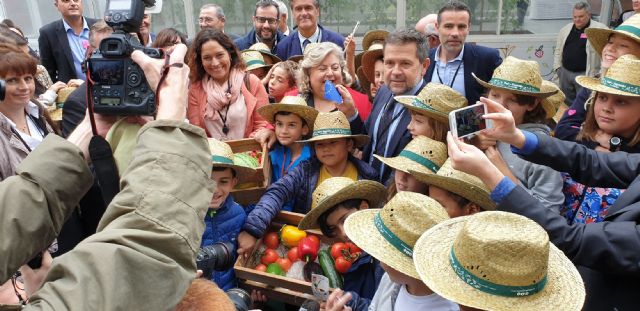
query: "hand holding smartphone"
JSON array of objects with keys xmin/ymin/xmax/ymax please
[{"xmin": 449, "ymin": 102, "xmax": 490, "ymax": 139}]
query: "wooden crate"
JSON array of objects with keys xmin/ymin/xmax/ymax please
[
  {"xmin": 234, "ymin": 211, "xmax": 337, "ymax": 306},
  {"xmin": 226, "ymin": 138, "xmax": 271, "ymax": 207}
]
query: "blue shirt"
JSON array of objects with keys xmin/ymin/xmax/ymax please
[
  {"xmin": 298, "ymin": 26, "xmax": 321, "ymax": 52},
  {"xmin": 63, "ymin": 18, "xmax": 90, "ymax": 81},
  {"xmin": 269, "ymin": 143, "xmax": 313, "ymax": 211},
  {"xmin": 491, "ymin": 130, "xmax": 540, "ymax": 203},
  {"xmin": 431, "ymin": 45, "xmax": 466, "ymax": 97}
]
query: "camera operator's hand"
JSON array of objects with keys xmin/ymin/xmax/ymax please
[
  {"xmin": 131, "ymin": 43, "xmax": 190, "ymax": 121},
  {"xmin": 325, "ymin": 289, "xmax": 352, "ymax": 311},
  {"xmin": 237, "ymin": 231, "xmax": 258, "ymax": 259},
  {"xmin": 19, "ymin": 251, "xmax": 53, "ymax": 298}
]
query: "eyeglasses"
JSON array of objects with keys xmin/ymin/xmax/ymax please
[
  {"xmin": 199, "ymin": 17, "xmax": 218, "ymax": 23},
  {"xmin": 254, "ymin": 16, "xmax": 278, "ymax": 25}
]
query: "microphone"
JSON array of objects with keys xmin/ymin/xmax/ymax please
[{"xmin": 299, "ymin": 299, "xmax": 320, "ymax": 311}]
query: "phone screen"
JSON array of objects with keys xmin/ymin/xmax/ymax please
[{"xmin": 452, "ymin": 104, "xmax": 487, "ymax": 138}]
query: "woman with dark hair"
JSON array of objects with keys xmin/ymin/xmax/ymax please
[
  {"xmin": 186, "ymin": 29, "xmax": 269, "ymax": 141},
  {"xmin": 152, "ymin": 28, "xmax": 187, "ymax": 53}
]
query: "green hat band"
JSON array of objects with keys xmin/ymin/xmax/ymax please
[
  {"xmin": 246, "ymin": 59, "xmax": 266, "ymax": 67},
  {"xmin": 411, "ymin": 98, "xmax": 440, "ymax": 113},
  {"xmin": 601, "ymin": 77, "xmax": 640, "ymax": 95},
  {"xmin": 399, "ymin": 150, "xmax": 440, "ymax": 173},
  {"xmin": 489, "ymin": 78, "xmax": 540, "ymax": 93},
  {"xmin": 449, "ymin": 247, "xmax": 548, "ymax": 297},
  {"xmin": 374, "ymin": 213, "xmax": 413, "ymax": 258},
  {"xmin": 313, "ymin": 128, "xmax": 352, "ymax": 137},
  {"xmin": 211, "ymin": 155, "xmax": 234, "ymax": 165},
  {"xmin": 615, "ymin": 25, "xmax": 640, "ymax": 38}
]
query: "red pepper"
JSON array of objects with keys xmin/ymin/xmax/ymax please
[{"xmin": 298, "ymin": 236, "xmax": 320, "ymax": 262}]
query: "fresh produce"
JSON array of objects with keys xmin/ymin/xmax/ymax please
[
  {"xmin": 307, "ymin": 235, "xmax": 321, "ymax": 249},
  {"xmin": 233, "ymin": 152, "xmax": 260, "ymax": 168},
  {"xmin": 346, "ymin": 242, "xmax": 362, "ymax": 255},
  {"xmin": 331, "ymin": 242, "xmax": 361, "ymax": 264},
  {"xmin": 318, "ymin": 249, "xmax": 343, "ymax": 288},
  {"xmin": 261, "ymin": 249, "xmax": 279, "ymax": 265},
  {"xmin": 330, "ymin": 242, "xmax": 349, "ymax": 260},
  {"xmin": 255, "ymin": 264, "xmax": 267, "ymax": 272},
  {"xmin": 276, "ymin": 257, "xmax": 293, "ymax": 272},
  {"xmin": 334, "ymin": 256, "xmax": 352, "ymax": 274},
  {"xmin": 266, "ymin": 263, "xmax": 285, "ymax": 276},
  {"xmin": 287, "ymin": 247, "xmax": 300, "ymax": 262},
  {"xmin": 280, "ymin": 225, "xmax": 307, "ymax": 247},
  {"xmin": 298, "ymin": 236, "xmax": 320, "ymax": 262},
  {"xmin": 264, "ymin": 232, "xmax": 280, "ymax": 249},
  {"xmin": 303, "ymin": 261, "xmax": 323, "ymax": 282}
]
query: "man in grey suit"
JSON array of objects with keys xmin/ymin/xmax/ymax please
[{"xmin": 38, "ymin": 0, "xmax": 97, "ymax": 83}]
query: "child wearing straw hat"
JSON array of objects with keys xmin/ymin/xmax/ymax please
[
  {"xmin": 257, "ymin": 95, "xmax": 318, "ymax": 210},
  {"xmin": 238, "ymin": 111, "xmax": 378, "ymax": 256},
  {"xmin": 374, "ymin": 135, "xmax": 448, "ymax": 200},
  {"xmin": 241, "ymin": 49, "xmax": 272, "ymax": 80},
  {"xmin": 472, "ymin": 56, "xmax": 565, "ymax": 212},
  {"xmin": 395, "ymin": 83, "xmax": 468, "ymax": 143},
  {"xmin": 298, "ymin": 177, "xmax": 387, "ymax": 307},
  {"xmin": 326, "ymin": 192, "xmax": 459, "ymax": 311},
  {"xmin": 412, "ymin": 211, "xmax": 585, "ymax": 311},
  {"xmin": 558, "ymin": 55, "xmax": 640, "ymax": 224},
  {"xmin": 202, "ymin": 138, "xmax": 257, "ymax": 291}
]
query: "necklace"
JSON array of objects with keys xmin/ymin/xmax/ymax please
[{"xmin": 217, "ymin": 79, "xmax": 232, "ymax": 135}]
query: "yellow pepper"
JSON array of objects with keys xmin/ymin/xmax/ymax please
[{"xmin": 280, "ymin": 225, "xmax": 307, "ymax": 247}]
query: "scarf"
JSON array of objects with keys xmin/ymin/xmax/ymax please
[{"xmin": 203, "ymin": 69, "xmax": 245, "ymax": 120}]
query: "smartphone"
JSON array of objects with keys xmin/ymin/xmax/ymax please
[{"xmin": 449, "ymin": 102, "xmax": 489, "ymax": 139}]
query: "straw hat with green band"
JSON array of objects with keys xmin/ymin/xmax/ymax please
[
  {"xmin": 241, "ymin": 50, "xmax": 271, "ymax": 72},
  {"xmin": 576, "ymin": 54, "xmax": 640, "ymax": 97},
  {"xmin": 298, "ymin": 111, "xmax": 369, "ymax": 147},
  {"xmin": 586, "ymin": 14, "xmax": 640, "ymax": 56},
  {"xmin": 344, "ymin": 191, "xmax": 450, "ymax": 278},
  {"xmin": 539, "ymin": 80, "xmax": 564, "ymax": 118},
  {"xmin": 298, "ymin": 177, "xmax": 386, "ymax": 230},
  {"xmin": 246, "ymin": 42, "xmax": 282, "ymax": 64},
  {"xmin": 257, "ymin": 96, "xmax": 319, "ymax": 131},
  {"xmin": 208, "ymin": 138, "xmax": 257, "ymax": 184},
  {"xmin": 473, "ymin": 56, "xmax": 558, "ymax": 98},
  {"xmin": 413, "ymin": 211, "xmax": 585, "ymax": 311},
  {"xmin": 396, "ymin": 83, "xmax": 467, "ymax": 124},
  {"xmin": 409, "ymin": 158, "xmax": 496, "ymax": 211},
  {"xmin": 374, "ymin": 135, "xmax": 447, "ymax": 176}
]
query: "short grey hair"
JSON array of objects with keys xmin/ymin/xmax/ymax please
[
  {"xmin": 574, "ymin": 1, "xmax": 590, "ymax": 12},
  {"xmin": 275, "ymin": 0, "xmax": 288, "ymax": 17},
  {"xmin": 200, "ymin": 4, "xmax": 225, "ymax": 19},
  {"xmin": 297, "ymin": 42, "xmax": 352, "ymax": 96},
  {"xmin": 424, "ymin": 23, "xmax": 437, "ymax": 36}
]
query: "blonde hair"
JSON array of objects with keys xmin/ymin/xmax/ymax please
[
  {"xmin": 577, "ymin": 92, "xmax": 640, "ymax": 146},
  {"xmin": 296, "ymin": 42, "xmax": 353, "ymax": 96}
]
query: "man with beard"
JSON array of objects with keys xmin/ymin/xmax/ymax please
[{"xmin": 235, "ymin": 0, "xmax": 284, "ymax": 52}]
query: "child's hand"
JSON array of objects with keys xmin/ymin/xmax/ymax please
[
  {"xmin": 334, "ymin": 85, "xmax": 357, "ymax": 120},
  {"xmin": 468, "ymin": 132, "xmax": 497, "ymax": 151},
  {"xmin": 325, "ymin": 289, "xmax": 352, "ymax": 311},
  {"xmin": 344, "ymin": 35, "xmax": 356, "ymax": 56},
  {"xmin": 262, "ymin": 65, "xmax": 277, "ymax": 87},
  {"xmin": 237, "ymin": 231, "xmax": 258, "ymax": 258},
  {"xmin": 370, "ymin": 83, "xmax": 378, "ymax": 98},
  {"xmin": 479, "ymin": 97, "xmax": 526, "ymax": 148}
]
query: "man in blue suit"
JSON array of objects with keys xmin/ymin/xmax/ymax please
[
  {"xmin": 424, "ymin": 1, "xmax": 502, "ymax": 105},
  {"xmin": 274, "ymin": 0, "xmax": 344, "ymax": 60},
  {"xmin": 234, "ymin": 0, "xmax": 285, "ymax": 52},
  {"xmin": 360, "ymin": 30, "xmax": 430, "ymax": 185}
]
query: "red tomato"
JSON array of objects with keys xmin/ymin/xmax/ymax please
[
  {"xmin": 255, "ymin": 264, "xmax": 267, "ymax": 272},
  {"xmin": 276, "ymin": 257, "xmax": 292, "ymax": 272},
  {"xmin": 261, "ymin": 249, "xmax": 279, "ymax": 265},
  {"xmin": 307, "ymin": 235, "xmax": 321, "ymax": 249},
  {"xmin": 330, "ymin": 242, "xmax": 349, "ymax": 259},
  {"xmin": 287, "ymin": 247, "xmax": 300, "ymax": 262},
  {"xmin": 334, "ymin": 256, "xmax": 352, "ymax": 274},
  {"xmin": 264, "ymin": 232, "xmax": 280, "ymax": 249},
  {"xmin": 346, "ymin": 242, "xmax": 362, "ymax": 254}
]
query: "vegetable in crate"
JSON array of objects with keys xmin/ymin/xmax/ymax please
[
  {"xmin": 266, "ymin": 263, "xmax": 285, "ymax": 276},
  {"xmin": 303, "ymin": 261, "xmax": 323, "ymax": 282},
  {"xmin": 255, "ymin": 264, "xmax": 267, "ymax": 272},
  {"xmin": 261, "ymin": 249, "xmax": 279, "ymax": 265},
  {"xmin": 298, "ymin": 236, "xmax": 320, "ymax": 262},
  {"xmin": 287, "ymin": 246, "xmax": 300, "ymax": 262},
  {"xmin": 280, "ymin": 225, "xmax": 306, "ymax": 247},
  {"xmin": 276, "ymin": 257, "xmax": 293, "ymax": 272},
  {"xmin": 318, "ymin": 249, "xmax": 343, "ymax": 288},
  {"xmin": 263, "ymin": 232, "xmax": 280, "ymax": 249},
  {"xmin": 233, "ymin": 152, "xmax": 260, "ymax": 168}
]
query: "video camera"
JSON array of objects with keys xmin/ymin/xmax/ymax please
[{"xmin": 87, "ymin": 0, "xmax": 162, "ymax": 115}]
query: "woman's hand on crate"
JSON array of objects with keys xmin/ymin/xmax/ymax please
[
  {"xmin": 237, "ymin": 231, "xmax": 258, "ymax": 258},
  {"xmin": 254, "ymin": 128, "xmax": 277, "ymax": 149},
  {"xmin": 324, "ymin": 288, "xmax": 352, "ymax": 311}
]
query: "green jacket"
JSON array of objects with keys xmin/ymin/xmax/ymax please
[{"xmin": 4, "ymin": 120, "xmax": 214, "ymax": 310}]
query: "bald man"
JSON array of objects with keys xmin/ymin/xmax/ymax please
[{"xmin": 415, "ymin": 14, "xmax": 439, "ymax": 49}]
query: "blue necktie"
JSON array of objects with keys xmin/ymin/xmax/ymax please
[{"xmin": 303, "ymin": 39, "xmax": 311, "ymax": 50}]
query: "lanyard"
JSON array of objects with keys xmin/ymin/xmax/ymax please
[
  {"xmin": 436, "ymin": 60, "xmax": 463, "ymax": 88},
  {"xmin": 281, "ymin": 149, "xmax": 300, "ymax": 177},
  {"xmin": 9, "ymin": 115, "xmax": 47, "ymax": 152}
]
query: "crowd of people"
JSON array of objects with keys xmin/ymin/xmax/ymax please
[{"xmin": 1, "ymin": 0, "xmax": 640, "ymax": 310}]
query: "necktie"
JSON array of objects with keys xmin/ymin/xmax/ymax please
[{"xmin": 303, "ymin": 39, "xmax": 311, "ymax": 50}]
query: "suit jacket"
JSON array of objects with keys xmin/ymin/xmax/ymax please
[
  {"xmin": 38, "ymin": 18, "xmax": 98, "ymax": 83},
  {"xmin": 361, "ymin": 83, "xmax": 425, "ymax": 184},
  {"xmin": 274, "ymin": 24, "xmax": 344, "ymax": 60},
  {"xmin": 500, "ymin": 133, "xmax": 640, "ymax": 311},
  {"xmin": 425, "ymin": 43, "xmax": 502, "ymax": 105},
  {"xmin": 234, "ymin": 28, "xmax": 285, "ymax": 52}
]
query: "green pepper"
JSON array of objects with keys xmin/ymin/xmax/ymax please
[
  {"xmin": 266, "ymin": 263, "xmax": 285, "ymax": 276},
  {"xmin": 280, "ymin": 225, "xmax": 307, "ymax": 247}
]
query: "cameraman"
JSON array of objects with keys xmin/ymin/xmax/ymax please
[{"xmin": 4, "ymin": 44, "xmax": 217, "ymax": 310}]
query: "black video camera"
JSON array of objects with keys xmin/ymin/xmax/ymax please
[
  {"xmin": 87, "ymin": 0, "xmax": 162, "ymax": 115},
  {"xmin": 196, "ymin": 242, "xmax": 235, "ymax": 279}
]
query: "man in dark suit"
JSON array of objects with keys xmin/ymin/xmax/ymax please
[
  {"xmin": 139, "ymin": 13, "xmax": 156, "ymax": 47},
  {"xmin": 274, "ymin": 0, "xmax": 344, "ymax": 60},
  {"xmin": 38, "ymin": 0, "xmax": 97, "ymax": 83},
  {"xmin": 424, "ymin": 1, "xmax": 502, "ymax": 105},
  {"xmin": 360, "ymin": 29, "xmax": 430, "ymax": 185},
  {"xmin": 235, "ymin": 0, "xmax": 285, "ymax": 52}
]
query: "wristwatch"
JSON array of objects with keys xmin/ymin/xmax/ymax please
[{"xmin": 609, "ymin": 136, "xmax": 622, "ymax": 152}]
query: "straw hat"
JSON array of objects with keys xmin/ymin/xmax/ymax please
[
  {"xmin": 409, "ymin": 158, "xmax": 496, "ymax": 211},
  {"xmin": 208, "ymin": 138, "xmax": 257, "ymax": 183},
  {"xmin": 257, "ymin": 95, "xmax": 319, "ymax": 130},
  {"xmin": 241, "ymin": 50, "xmax": 271, "ymax": 72},
  {"xmin": 362, "ymin": 29, "xmax": 389, "ymax": 52},
  {"xmin": 395, "ymin": 83, "xmax": 467, "ymax": 124},
  {"xmin": 586, "ymin": 14, "xmax": 640, "ymax": 56},
  {"xmin": 576, "ymin": 54, "xmax": 640, "ymax": 97},
  {"xmin": 298, "ymin": 177, "xmax": 386, "ymax": 230},
  {"xmin": 48, "ymin": 86, "xmax": 77, "ymax": 121},
  {"xmin": 344, "ymin": 191, "xmax": 450, "ymax": 278},
  {"xmin": 361, "ymin": 43, "xmax": 384, "ymax": 83},
  {"xmin": 299, "ymin": 111, "xmax": 369, "ymax": 147},
  {"xmin": 473, "ymin": 56, "xmax": 558, "ymax": 99},
  {"xmin": 540, "ymin": 81, "xmax": 564, "ymax": 118},
  {"xmin": 374, "ymin": 135, "xmax": 447, "ymax": 176},
  {"xmin": 413, "ymin": 211, "xmax": 585, "ymax": 311},
  {"xmin": 246, "ymin": 42, "xmax": 282, "ymax": 64}
]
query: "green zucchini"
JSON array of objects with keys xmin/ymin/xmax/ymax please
[{"xmin": 318, "ymin": 249, "xmax": 343, "ymax": 288}]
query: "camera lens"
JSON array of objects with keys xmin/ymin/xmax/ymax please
[
  {"xmin": 196, "ymin": 242, "xmax": 234, "ymax": 278},
  {"xmin": 226, "ymin": 288, "xmax": 252, "ymax": 311}
]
